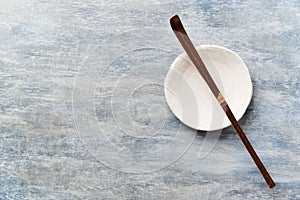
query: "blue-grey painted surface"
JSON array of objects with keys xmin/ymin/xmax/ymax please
[{"xmin": 0, "ymin": 0, "xmax": 299, "ymax": 199}]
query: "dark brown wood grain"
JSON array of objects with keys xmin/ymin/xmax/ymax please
[{"xmin": 170, "ymin": 14, "xmax": 275, "ymax": 188}]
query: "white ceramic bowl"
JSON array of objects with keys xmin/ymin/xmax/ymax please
[{"xmin": 164, "ymin": 45, "xmax": 253, "ymax": 131}]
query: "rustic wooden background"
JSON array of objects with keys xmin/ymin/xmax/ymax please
[{"xmin": 0, "ymin": 0, "xmax": 299, "ymax": 199}]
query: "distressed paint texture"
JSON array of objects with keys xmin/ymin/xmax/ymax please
[{"xmin": 0, "ymin": 0, "xmax": 299, "ymax": 199}]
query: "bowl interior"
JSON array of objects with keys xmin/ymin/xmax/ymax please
[{"xmin": 164, "ymin": 45, "xmax": 253, "ymax": 131}]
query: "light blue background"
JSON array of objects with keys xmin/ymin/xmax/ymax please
[{"xmin": 0, "ymin": 0, "xmax": 299, "ymax": 199}]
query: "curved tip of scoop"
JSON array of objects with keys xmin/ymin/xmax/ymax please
[
  {"xmin": 169, "ymin": 14, "xmax": 181, "ymax": 30},
  {"xmin": 170, "ymin": 14, "xmax": 179, "ymax": 21}
]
